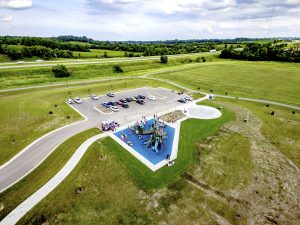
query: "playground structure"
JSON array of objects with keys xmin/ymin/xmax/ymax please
[{"xmin": 129, "ymin": 116, "xmax": 167, "ymax": 152}]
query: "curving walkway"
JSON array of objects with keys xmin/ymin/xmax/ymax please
[
  {"xmin": 0, "ymin": 120, "xmax": 94, "ymax": 193},
  {"xmin": 0, "ymin": 133, "xmax": 108, "ymax": 225}
]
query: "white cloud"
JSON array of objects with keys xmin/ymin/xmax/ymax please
[
  {"xmin": 1, "ymin": 0, "xmax": 300, "ymax": 40},
  {"xmin": 0, "ymin": 0, "xmax": 32, "ymax": 9},
  {"xmin": 0, "ymin": 15, "xmax": 12, "ymax": 22}
]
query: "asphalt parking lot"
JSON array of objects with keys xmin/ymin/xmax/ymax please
[{"xmin": 71, "ymin": 87, "xmax": 184, "ymax": 125}]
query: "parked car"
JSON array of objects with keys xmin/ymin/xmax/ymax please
[
  {"xmin": 137, "ymin": 95, "xmax": 145, "ymax": 99},
  {"xmin": 73, "ymin": 97, "xmax": 82, "ymax": 104},
  {"xmin": 102, "ymin": 102, "xmax": 111, "ymax": 108},
  {"xmin": 110, "ymin": 106, "xmax": 119, "ymax": 112},
  {"xmin": 178, "ymin": 98, "xmax": 187, "ymax": 103},
  {"xmin": 184, "ymin": 96, "xmax": 193, "ymax": 101},
  {"xmin": 90, "ymin": 94, "xmax": 99, "ymax": 100},
  {"xmin": 107, "ymin": 101, "xmax": 117, "ymax": 106},
  {"xmin": 178, "ymin": 91, "xmax": 184, "ymax": 95},
  {"xmin": 125, "ymin": 97, "xmax": 133, "ymax": 102},
  {"xmin": 136, "ymin": 99, "xmax": 145, "ymax": 105},
  {"xmin": 148, "ymin": 96, "xmax": 156, "ymax": 101},
  {"xmin": 122, "ymin": 103, "xmax": 129, "ymax": 108},
  {"xmin": 66, "ymin": 98, "xmax": 73, "ymax": 104},
  {"xmin": 116, "ymin": 101, "xmax": 123, "ymax": 105},
  {"xmin": 120, "ymin": 99, "xmax": 127, "ymax": 103},
  {"xmin": 132, "ymin": 97, "xmax": 137, "ymax": 101},
  {"xmin": 107, "ymin": 93, "xmax": 115, "ymax": 97}
]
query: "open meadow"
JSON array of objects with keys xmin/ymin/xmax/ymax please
[{"xmin": 153, "ymin": 60, "xmax": 300, "ymax": 106}]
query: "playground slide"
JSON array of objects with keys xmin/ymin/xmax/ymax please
[
  {"xmin": 153, "ymin": 140, "xmax": 159, "ymax": 152},
  {"xmin": 144, "ymin": 135, "xmax": 152, "ymax": 147}
]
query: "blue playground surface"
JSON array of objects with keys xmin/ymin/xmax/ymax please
[{"xmin": 114, "ymin": 119, "xmax": 175, "ymax": 165}]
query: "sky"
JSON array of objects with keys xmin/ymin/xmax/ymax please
[{"xmin": 0, "ymin": 0, "xmax": 300, "ymax": 41}]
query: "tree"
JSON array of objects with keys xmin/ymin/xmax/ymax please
[
  {"xmin": 103, "ymin": 52, "xmax": 108, "ymax": 58},
  {"xmin": 196, "ymin": 57, "xmax": 201, "ymax": 62},
  {"xmin": 52, "ymin": 65, "xmax": 72, "ymax": 78},
  {"xmin": 112, "ymin": 65, "xmax": 123, "ymax": 73},
  {"xmin": 201, "ymin": 57, "xmax": 206, "ymax": 62},
  {"xmin": 160, "ymin": 55, "xmax": 168, "ymax": 64}
]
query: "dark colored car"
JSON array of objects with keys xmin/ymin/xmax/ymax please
[
  {"xmin": 120, "ymin": 99, "xmax": 127, "ymax": 103},
  {"xmin": 122, "ymin": 103, "xmax": 129, "ymax": 108},
  {"xmin": 125, "ymin": 97, "xmax": 133, "ymax": 102},
  {"xmin": 136, "ymin": 99, "xmax": 145, "ymax": 105},
  {"xmin": 178, "ymin": 91, "xmax": 184, "ymax": 95},
  {"xmin": 108, "ymin": 101, "xmax": 116, "ymax": 106},
  {"xmin": 102, "ymin": 102, "xmax": 111, "ymax": 108},
  {"xmin": 116, "ymin": 101, "xmax": 123, "ymax": 105},
  {"xmin": 107, "ymin": 93, "xmax": 115, "ymax": 97},
  {"xmin": 178, "ymin": 98, "xmax": 187, "ymax": 103},
  {"xmin": 137, "ymin": 95, "xmax": 145, "ymax": 99}
]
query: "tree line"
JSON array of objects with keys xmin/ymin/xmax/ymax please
[
  {"xmin": 90, "ymin": 42, "xmax": 217, "ymax": 56},
  {"xmin": 220, "ymin": 42, "xmax": 300, "ymax": 62},
  {"xmin": 0, "ymin": 44, "xmax": 73, "ymax": 60},
  {"xmin": 0, "ymin": 36, "xmax": 89, "ymax": 52}
]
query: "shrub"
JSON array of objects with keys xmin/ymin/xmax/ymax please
[
  {"xmin": 160, "ymin": 55, "xmax": 168, "ymax": 64},
  {"xmin": 113, "ymin": 65, "xmax": 123, "ymax": 73},
  {"xmin": 52, "ymin": 65, "xmax": 72, "ymax": 78}
]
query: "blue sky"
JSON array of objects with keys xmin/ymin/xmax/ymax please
[{"xmin": 0, "ymin": 0, "xmax": 300, "ymax": 40}]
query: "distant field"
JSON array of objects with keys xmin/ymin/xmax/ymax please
[
  {"xmin": 0, "ymin": 53, "xmax": 219, "ymax": 89},
  {"xmin": 154, "ymin": 61, "xmax": 300, "ymax": 106},
  {"xmin": 73, "ymin": 49, "xmax": 140, "ymax": 58}
]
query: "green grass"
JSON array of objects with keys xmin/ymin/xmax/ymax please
[
  {"xmin": 0, "ymin": 78, "xmax": 179, "ymax": 165},
  {"xmin": 154, "ymin": 60, "xmax": 300, "ymax": 106},
  {"xmin": 0, "ymin": 128, "xmax": 101, "ymax": 221},
  {"xmin": 219, "ymin": 98, "xmax": 300, "ymax": 168},
  {"xmin": 19, "ymin": 140, "xmax": 160, "ymax": 225},
  {"xmin": 73, "ymin": 49, "xmax": 139, "ymax": 58},
  {"xmin": 194, "ymin": 132, "xmax": 253, "ymax": 191},
  {"xmin": 0, "ymin": 53, "xmax": 217, "ymax": 89},
  {"xmin": 100, "ymin": 104, "xmax": 234, "ymax": 190},
  {"xmin": 17, "ymin": 102, "xmax": 234, "ymax": 224}
]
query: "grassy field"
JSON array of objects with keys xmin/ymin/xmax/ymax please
[
  {"xmin": 73, "ymin": 49, "xmax": 139, "ymax": 58},
  {"xmin": 153, "ymin": 60, "xmax": 300, "ymax": 106},
  {"xmin": 219, "ymin": 98, "xmax": 300, "ymax": 168},
  {"xmin": 0, "ymin": 78, "xmax": 179, "ymax": 165},
  {"xmin": 0, "ymin": 128, "xmax": 101, "ymax": 221},
  {"xmin": 0, "ymin": 53, "xmax": 219, "ymax": 89},
  {"xmin": 12, "ymin": 99, "xmax": 300, "ymax": 225},
  {"xmin": 18, "ymin": 103, "xmax": 235, "ymax": 224},
  {"xmin": 194, "ymin": 132, "xmax": 253, "ymax": 191}
]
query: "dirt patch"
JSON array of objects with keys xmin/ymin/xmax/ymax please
[
  {"xmin": 159, "ymin": 110, "xmax": 186, "ymax": 123},
  {"xmin": 96, "ymin": 106, "xmax": 112, "ymax": 114}
]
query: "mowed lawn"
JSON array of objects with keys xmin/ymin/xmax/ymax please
[
  {"xmin": 19, "ymin": 104, "xmax": 235, "ymax": 225},
  {"xmin": 0, "ymin": 78, "xmax": 178, "ymax": 165},
  {"xmin": 154, "ymin": 61, "xmax": 300, "ymax": 106},
  {"xmin": 0, "ymin": 128, "xmax": 101, "ymax": 221},
  {"xmin": 0, "ymin": 54, "xmax": 206, "ymax": 89},
  {"xmin": 73, "ymin": 49, "xmax": 139, "ymax": 58}
]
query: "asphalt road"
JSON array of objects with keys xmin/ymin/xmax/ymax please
[
  {"xmin": 0, "ymin": 53, "xmax": 203, "ymax": 70},
  {"xmin": 0, "ymin": 87, "xmax": 182, "ymax": 193}
]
